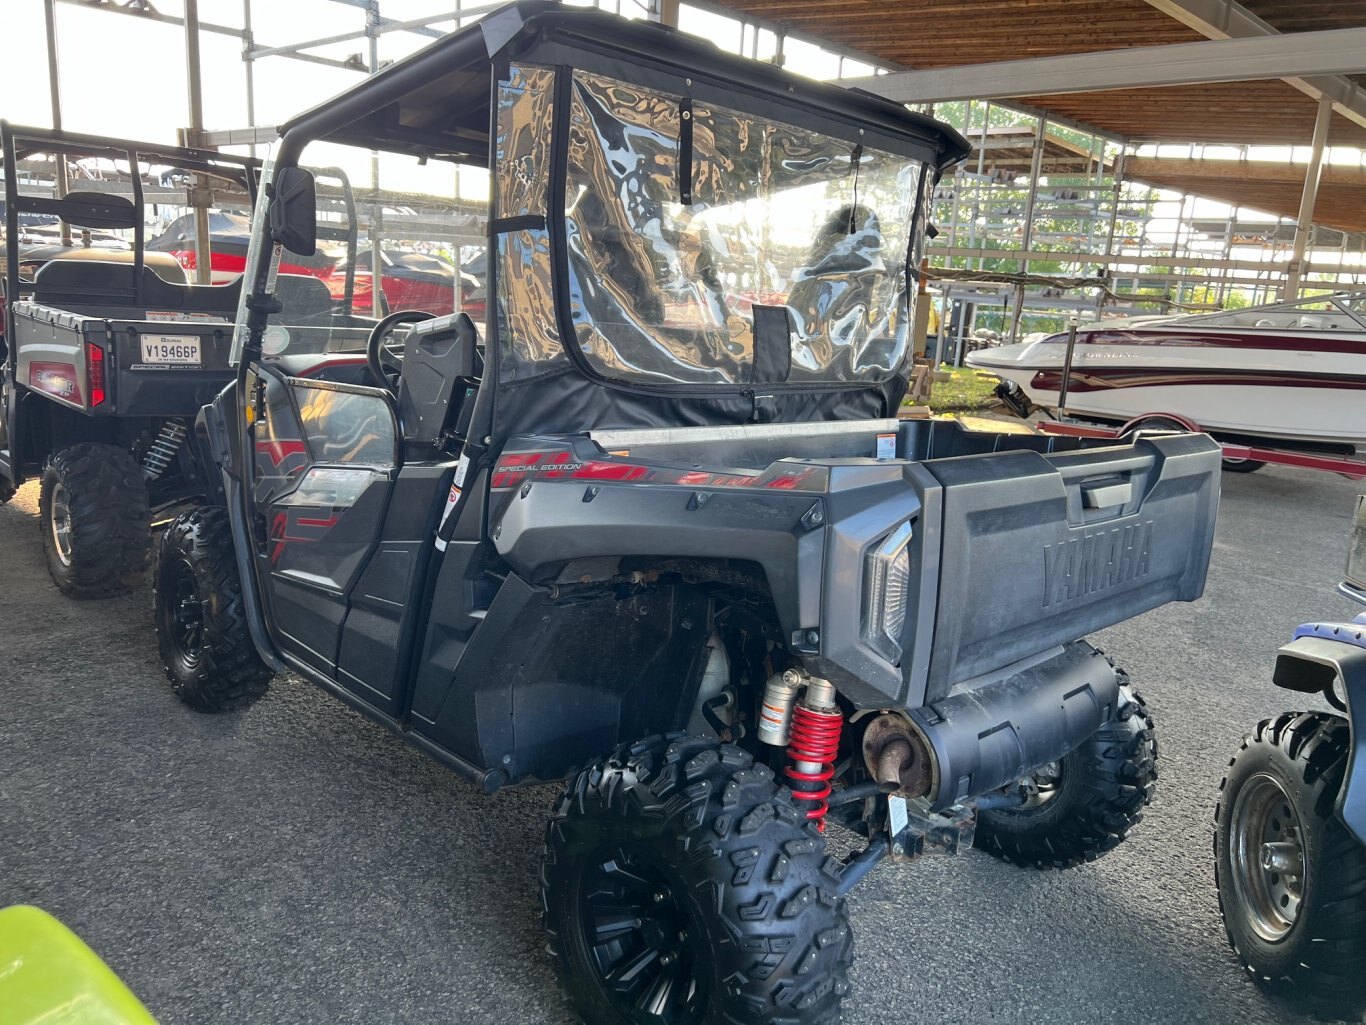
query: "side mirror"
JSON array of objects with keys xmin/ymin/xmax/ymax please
[{"xmin": 269, "ymin": 167, "xmax": 317, "ymax": 256}]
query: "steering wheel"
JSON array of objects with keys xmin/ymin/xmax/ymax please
[{"xmin": 366, "ymin": 309, "xmax": 436, "ymax": 393}]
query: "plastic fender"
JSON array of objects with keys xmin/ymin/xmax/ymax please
[
  {"xmin": 0, "ymin": 905, "xmax": 157, "ymax": 1024},
  {"xmin": 1273, "ymin": 624, "xmax": 1366, "ymax": 844}
]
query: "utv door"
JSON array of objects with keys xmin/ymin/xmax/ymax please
[{"xmin": 248, "ymin": 364, "xmax": 440, "ymax": 715}]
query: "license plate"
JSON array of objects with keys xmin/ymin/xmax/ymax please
[{"xmin": 141, "ymin": 334, "xmax": 202, "ymax": 365}]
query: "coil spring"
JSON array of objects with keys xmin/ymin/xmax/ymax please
[
  {"xmin": 142, "ymin": 419, "xmax": 188, "ymax": 480},
  {"xmin": 785, "ymin": 704, "xmax": 842, "ymax": 831}
]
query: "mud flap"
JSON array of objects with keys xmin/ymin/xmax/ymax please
[{"xmin": 1273, "ymin": 629, "xmax": 1366, "ymax": 844}]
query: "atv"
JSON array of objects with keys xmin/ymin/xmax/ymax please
[
  {"xmin": 1215, "ymin": 493, "xmax": 1366, "ymax": 1018},
  {"xmin": 152, "ymin": 4, "xmax": 1222, "ymax": 1022}
]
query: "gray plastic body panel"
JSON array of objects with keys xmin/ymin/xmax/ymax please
[
  {"xmin": 917, "ymin": 431, "xmax": 1220, "ymax": 697},
  {"xmin": 11, "ymin": 299, "xmax": 235, "ymax": 417},
  {"xmin": 491, "ymin": 428, "xmax": 1221, "ymax": 710}
]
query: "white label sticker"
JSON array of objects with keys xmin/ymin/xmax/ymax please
[
  {"xmin": 140, "ymin": 334, "xmax": 202, "ymax": 365},
  {"xmin": 437, "ymin": 454, "xmax": 473, "ymax": 539},
  {"xmin": 876, "ymin": 433, "xmax": 896, "ymax": 460}
]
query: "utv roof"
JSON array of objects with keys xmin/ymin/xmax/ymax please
[{"xmin": 277, "ymin": 0, "xmax": 971, "ymax": 172}]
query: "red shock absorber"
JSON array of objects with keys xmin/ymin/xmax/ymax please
[{"xmin": 785, "ymin": 678, "xmax": 842, "ymax": 831}]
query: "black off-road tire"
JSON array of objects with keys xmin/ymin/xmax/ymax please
[
  {"xmin": 1215, "ymin": 712, "xmax": 1366, "ymax": 1018},
  {"xmin": 976, "ymin": 683, "xmax": 1158, "ymax": 869},
  {"xmin": 540, "ymin": 735, "xmax": 853, "ymax": 1025},
  {"xmin": 39, "ymin": 443, "xmax": 150, "ymax": 598},
  {"xmin": 154, "ymin": 507, "xmax": 272, "ymax": 712},
  {"xmin": 0, "ymin": 478, "xmax": 15, "ymax": 504}
]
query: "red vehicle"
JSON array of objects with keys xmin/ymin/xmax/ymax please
[
  {"xmin": 148, "ymin": 211, "xmax": 338, "ymax": 284},
  {"xmin": 338, "ymin": 247, "xmax": 485, "ymax": 319}
]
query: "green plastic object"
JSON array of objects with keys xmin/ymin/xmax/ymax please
[{"xmin": 0, "ymin": 905, "xmax": 157, "ymax": 1025}]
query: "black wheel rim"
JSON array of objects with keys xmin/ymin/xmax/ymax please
[
  {"xmin": 167, "ymin": 558, "xmax": 204, "ymax": 670},
  {"xmin": 579, "ymin": 846, "xmax": 707, "ymax": 1024}
]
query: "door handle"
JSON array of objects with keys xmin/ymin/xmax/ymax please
[{"xmin": 1081, "ymin": 481, "xmax": 1132, "ymax": 509}]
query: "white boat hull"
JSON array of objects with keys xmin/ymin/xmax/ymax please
[{"xmin": 968, "ymin": 329, "xmax": 1366, "ymax": 449}]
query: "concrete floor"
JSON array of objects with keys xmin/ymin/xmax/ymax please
[{"xmin": 1, "ymin": 464, "xmax": 1361, "ymax": 1025}]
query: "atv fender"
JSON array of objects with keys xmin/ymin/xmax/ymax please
[{"xmin": 1272, "ymin": 619, "xmax": 1366, "ymax": 844}]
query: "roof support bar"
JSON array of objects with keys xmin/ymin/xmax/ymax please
[
  {"xmin": 1143, "ymin": 0, "xmax": 1366, "ymax": 133},
  {"xmin": 1283, "ymin": 96, "xmax": 1333, "ymax": 299},
  {"xmin": 841, "ymin": 27, "xmax": 1366, "ymax": 103}
]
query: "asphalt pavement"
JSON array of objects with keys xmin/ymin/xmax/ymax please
[{"xmin": 1, "ymin": 464, "xmax": 1362, "ymax": 1025}]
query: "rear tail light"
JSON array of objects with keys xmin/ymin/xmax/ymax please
[
  {"xmin": 862, "ymin": 520, "xmax": 914, "ymax": 665},
  {"xmin": 85, "ymin": 342, "xmax": 106, "ymax": 407}
]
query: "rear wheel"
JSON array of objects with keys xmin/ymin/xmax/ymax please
[
  {"xmin": 154, "ymin": 507, "xmax": 271, "ymax": 712},
  {"xmin": 1215, "ymin": 712, "xmax": 1366, "ymax": 1017},
  {"xmin": 1221, "ymin": 457, "xmax": 1266, "ymax": 474},
  {"xmin": 39, "ymin": 443, "xmax": 150, "ymax": 598},
  {"xmin": 976, "ymin": 682, "xmax": 1157, "ymax": 869},
  {"xmin": 541, "ymin": 736, "xmax": 853, "ymax": 1025}
]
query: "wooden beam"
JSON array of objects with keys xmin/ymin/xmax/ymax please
[
  {"xmin": 842, "ymin": 27, "xmax": 1366, "ymax": 102},
  {"xmin": 1143, "ymin": 0, "xmax": 1366, "ymax": 133}
]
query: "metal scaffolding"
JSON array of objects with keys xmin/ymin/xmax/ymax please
[{"xmin": 27, "ymin": 0, "xmax": 1366, "ymax": 356}]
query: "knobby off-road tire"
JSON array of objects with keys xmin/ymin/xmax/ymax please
[
  {"xmin": 39, "ymin": 443, "xmax": 150, "ymax": 598},
  {"xmin": 154, "ymin": 507, "xmax": 272, "ymax": 712},
  {"xmin": 976, "ymin": 682, "xmax": 1158, "ymax": 869},
  {"xmin": 1215, "ymin": 712, "xmax": 1366, "ymax": 1018},
  {"xmin": 540, "ymin": 736, "xmax": 853, "ymax": 1025}
]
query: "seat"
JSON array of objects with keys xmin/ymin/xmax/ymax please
[
  {"xmin": 398, "ymin": 311, "xmax": 482, "ymax": 449},
  {"xmin": 32, "ymin": 259, "xmax": 242, "ymax": 315}
]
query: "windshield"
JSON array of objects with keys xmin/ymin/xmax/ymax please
[
  {"xmin": 240, "ymin": 144, "xmax": 488, "ymax": 360},
  {"xmin": 564, "ymin": 69, "xmax": 926, "ymax": 387}
]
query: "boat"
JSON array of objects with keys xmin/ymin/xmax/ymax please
[{"xmin": 966, "ymin": 291, "xmax": 1366, "ymax": 452}]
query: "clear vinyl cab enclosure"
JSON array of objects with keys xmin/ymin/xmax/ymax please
[{"xmin": 159, "ymin": 4, "xmax": 1222, "ymax": 1023}]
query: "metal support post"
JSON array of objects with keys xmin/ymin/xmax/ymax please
[
  {"xmin": 185, "ymin": 0, "xmax": 212, "ymax": 284},
  {"xmin": 43, "ymin": 0, "xmax": 71, "ymax": 244},
  {"xmin": 1007, "ymin": 115, "xmax": 1047, "ymax": 344},
  {"xmin": 368, "ymin": 0, "xmax": 384, "ymax": 313},
  {"xmin": 243, "ymin": 0, "xmax": 258, "ymax": 154},
  {"xmin": 1283, "ymin": 95, "xmax": 1333, "ymax": 299}
]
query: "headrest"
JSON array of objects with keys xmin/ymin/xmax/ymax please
[{"xmin": 54, "ymin": 191, "xmax": 139, "ymax": 230}]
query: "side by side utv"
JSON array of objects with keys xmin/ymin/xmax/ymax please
[
  {"xmin": 0, "ymin": 126, "xmax": 260, "ymax": 596},
  {"xmin": 0, "ymin": 129, "xmax": 370, "ymax": 598},
  {"xmin": 1215, "ymin": 494, "xmax": 1366, "ymax": 1017},
  {"xmin": 151, "ymin": 5, "xmax": 1223, "ymax": 1022}
]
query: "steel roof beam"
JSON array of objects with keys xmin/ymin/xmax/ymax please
[
  {"xmin": 1142, "ymin": 0, "xmax": 1366, "ymax": 133},
  {"xmin": 841, "ymin": 27, "xmax": 1366, "ymax": 103}
]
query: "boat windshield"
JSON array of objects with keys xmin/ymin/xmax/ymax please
[
  {"xmin": 1165, "ymin": 293, "xmax": 1366, "ymax": 333},
  {"xmin": 1332, "ymin": 293, "xmax": 1366, "ymax": 329}
]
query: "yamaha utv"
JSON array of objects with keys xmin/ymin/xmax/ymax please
[
  {"xmin": 1215, "ymin": 495, "xmax": 1366, "ymax": 1017},
  {"xmin": 153, "ymin": 4, "xmax": 1222, "ymax": 1022}
]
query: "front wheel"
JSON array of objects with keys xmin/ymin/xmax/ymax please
[
  {"xmin": 976, "ymin": 682, "xmax": 1157, "ymax": 869},
  {"xmin": 1221, "ymin": 457, "xmax": 1266, "ymax": 474},
  {"xmin": 39, "ymin": 443, "xmax": 150, "ymax": 598},
  {"xmin": 153, "ymin": 507, "xmax": 272, "ymax": 712},
  {"xmin": 540, "ymin": 736, "xmax": 853, "ymax": 1025},
  {"xmin": 1215, "ymin": 712, "xmax": 1366, "ymax": 1017}
]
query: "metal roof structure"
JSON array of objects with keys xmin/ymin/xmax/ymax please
[{"xmin": 711, "ymin": 0, "xmax": 1366, "ymax": 146}]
